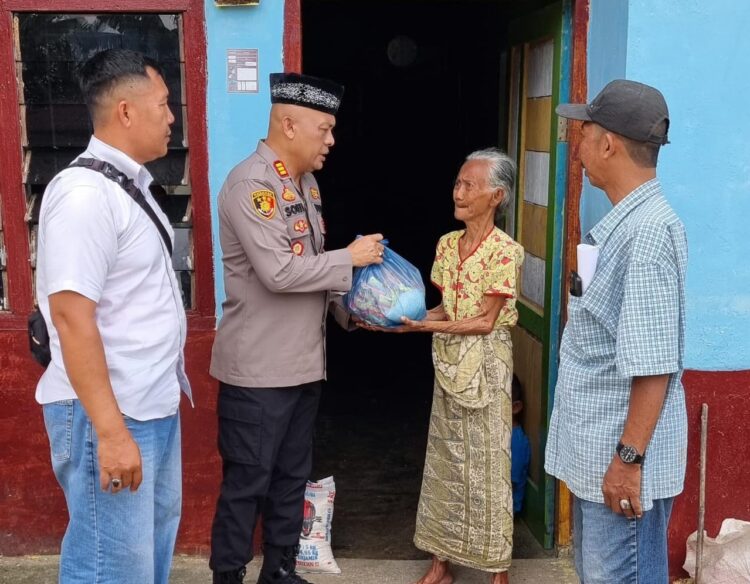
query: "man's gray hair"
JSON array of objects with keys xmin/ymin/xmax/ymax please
[{"xmin": 466, "ymin": 148, "xmax": 516, "ymax": 217}]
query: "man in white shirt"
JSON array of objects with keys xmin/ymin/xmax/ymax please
[{"xmin": 35, "ymin": 48, "xmax": 191, "ymax": 584}]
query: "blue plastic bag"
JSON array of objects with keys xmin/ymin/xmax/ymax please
[{"xmin": 345, "ymin": 242, "xmax": 427, "ymax": 327}]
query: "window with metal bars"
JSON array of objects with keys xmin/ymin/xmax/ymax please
[{"xmin": 15, "ymin": 13, "xmax": 194, "ymax": 309}]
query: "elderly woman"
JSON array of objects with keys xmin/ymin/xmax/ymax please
[{"xmin": 363, "ymin": 148, "xmax": 523, "ymax": 584}]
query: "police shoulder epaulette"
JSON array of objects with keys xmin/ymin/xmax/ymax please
[
  {"xmin": 248, "ymin": 159, "xmax": 268, "ymax": 181},
  {"xmin": 272, "ymin": 160, "xmax": 290, "ymax": 179}
]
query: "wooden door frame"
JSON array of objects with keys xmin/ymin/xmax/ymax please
[
  {"xmin": 284, "ymin": 0, "xmax": 302, "ymax": 73},
  {"xmin": 283, "ymin": 0, "xmax": 590, "ymax": 551},
  {"xmin": 0, "ymin": 0, "xmax": 214, "ymax": 330},
  {"xmin": 556, "ymin": 0, "xmax": 589, "ymax": 549}
]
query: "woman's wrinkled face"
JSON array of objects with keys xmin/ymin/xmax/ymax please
[{"xmin": 453, "ymin": 159, "xmax": 502, "ymax": 225}]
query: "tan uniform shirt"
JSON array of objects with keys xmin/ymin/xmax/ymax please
[{"xmin": 210, "ymin": 140, "xmax": 353, "ymax": 387}]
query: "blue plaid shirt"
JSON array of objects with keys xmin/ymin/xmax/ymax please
[{"xmin": 545, "ymin": 179, "xmax": 688, "ymax": 510}]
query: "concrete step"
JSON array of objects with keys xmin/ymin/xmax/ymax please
[{"xmin": 0, "ymin": 555, "xmax": 578, "ymax": 584}]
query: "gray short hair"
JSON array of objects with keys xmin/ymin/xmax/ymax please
[{"xmin": 466, "ymin": 148, "xmax": 516, "ymax": 217}]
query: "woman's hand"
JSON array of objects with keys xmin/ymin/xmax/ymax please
[
  {"xmin": 355, "ymin": 320, "xmax": 410, "ymax": 333},
  {"xmin": 353, "ymin": 304, "xmax": 444, "ymax": 333},
  {"xmin": 398, "ymin": 317, "xmax": 429, "ymax": 332},
  {"xmin": 354, "ymin": 317, "xmax": 428, "ymax": 333}
]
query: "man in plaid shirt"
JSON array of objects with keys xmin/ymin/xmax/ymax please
[{"xmin": 546, "ymin": 80, "xmax": 688, "ymax": 584}]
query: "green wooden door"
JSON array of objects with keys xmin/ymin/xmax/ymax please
[{"xmin": 506, "ymin": 1, "xmax": 570, "ymax": 548}]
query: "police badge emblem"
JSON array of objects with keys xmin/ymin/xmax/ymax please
[
  {"xmin": 291, "ymin": 241, "xmax": 305, "ymax": 256},
  {"xmin": 310, "ymin": 188, "xmax": 320, "ymax": 200},
  {"xmin": 251, "ymin": 189, "xmax": 276, "ymax": 220},
  {"xmin": 294, "ymin": 219, "xmax": 308, "ymax": 233},
  {"xmin": 282, "ymin": 187, "xmax": 296, "ymax": 202}
]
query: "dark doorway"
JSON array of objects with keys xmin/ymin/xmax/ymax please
[{"xmin": 305, "ymin": 0, "xmax": 550, "ymax": 560}]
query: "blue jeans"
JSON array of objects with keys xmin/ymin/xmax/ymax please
[
  {"xmin": 43, "ymin": 400, "xmax": 182, "ymax": 584},
  {"xmin": 573, "ymin": 496, "xmax": 674, "ymax": 584}
]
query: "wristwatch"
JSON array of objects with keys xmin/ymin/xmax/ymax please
[{"xmin": 616, "ymin": 442, "xmax": 645, "ymax": 465}]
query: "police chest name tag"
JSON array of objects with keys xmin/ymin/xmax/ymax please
[{"xmin": 251, "ymin": 189, "xmax": 276, "ymax": 220}]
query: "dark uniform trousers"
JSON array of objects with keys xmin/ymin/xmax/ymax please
[{"xmin": 209, "ymin": 380, "xmax": 322, "ymax": 572}]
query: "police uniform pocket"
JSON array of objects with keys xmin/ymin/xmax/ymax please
[
  {"xmin": 43, "ymin": 400, "xmax": 74, "ymax": 461},
  {"xmin": 217, "ymin": 394, "xmax": 262, "ymax": 465}
]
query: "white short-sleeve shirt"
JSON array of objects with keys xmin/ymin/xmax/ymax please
[{"xmin": 35, "ymin": 136, "xmax": 192, "ymax": 420}]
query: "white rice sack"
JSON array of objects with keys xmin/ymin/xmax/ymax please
[{"xmin": 295, "ymin": 476, "xmax": 341, "ymax": 574}]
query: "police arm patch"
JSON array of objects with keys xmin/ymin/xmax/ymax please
[{"xmin": 250, "ymin": 189, "xmax": 276, "ymax": 220}]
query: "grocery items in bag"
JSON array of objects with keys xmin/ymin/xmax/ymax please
[{"xmin": 345, "ymin": 243, "xmax": 426, "ymax": 327}]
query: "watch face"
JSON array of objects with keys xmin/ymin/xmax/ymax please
[{"xmin": 620, "ymin": 445, "xmax": 639, "ymax": 463}]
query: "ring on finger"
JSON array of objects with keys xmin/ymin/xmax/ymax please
[
  {"xmin": 111, "ymin": 477, "xmax": 122, "ymax": 489},
  {"xmin": 619, "ymin": 498, "xmax": 631, "ymax": 510}
]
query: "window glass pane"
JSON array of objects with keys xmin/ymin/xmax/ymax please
[
  {"xmin": 173, "ymin": 227, "xmax": 192, "ymax": 271},
  {"xmin": 24, "ymin": 107, "xmax": 90, "ymax": 148},
  {"xmin": 176, "ymin": 271, "xmax": 193, "ymax": 310},
  {"xmin": 17, "ymin": 13, "xmax": 193, "ymax": 308},
  {"xmin": 26, "ymin": 148, "xmax": 80, "ymax": 185},
  {"xmin": 147, "ymin": 150, "xmax": 190, "ymax": 187}
]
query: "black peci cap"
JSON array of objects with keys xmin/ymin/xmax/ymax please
[
  {"xmin": 556, "ymin": 79, "xmax": 670, "ymax": 145},
  {"xmin": 269, "ymin": 72, "xmax": 344, "ymax": 116}
]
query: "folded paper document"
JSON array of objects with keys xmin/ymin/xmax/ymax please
[{"xmin": 577, "ymin": 243, "xmax": 599, "ymax": 294}]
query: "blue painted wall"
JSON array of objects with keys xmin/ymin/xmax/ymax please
[
  {"xmin": 202, "ymin": 1, "xmax": 750, "ymax": 370},
  {"xmin": 205, "ymin": 0, "xmax": 284, "ymax": 308},
  {"xmin": 586, "ymin": 0, "xmax": 750, "ymax": 370},
  {"xmin": 580, "ymin": 0, "xmax": 628, "ymax": 235}
]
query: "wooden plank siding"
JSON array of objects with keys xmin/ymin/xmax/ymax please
[
  {"xmin": 511, "ymin": 325, "xmax": 544, "ymax": 486},
  {"xmin": 521, "ymin": 202, "xmax": 548, "ymax": 259},
  {"xmin": 525, "ymin": 96, "xmax": 552, "ymax": 152}
]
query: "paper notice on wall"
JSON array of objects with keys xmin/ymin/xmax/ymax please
[
  {"xmin": 577, "ymin": 243, "xmax": 599, "ymax": 294},
  {"xmin": 227, "ymin": 49, "xmax": 259, "ymax": 93}
]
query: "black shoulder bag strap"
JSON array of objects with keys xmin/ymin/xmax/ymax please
[
  {"xmin": 69, "ymin": 157, "xmax": 173, "ymax": 256},
  {"xmin": 27, "ymin": 157, "xmax": 174, "ymax": 368}
]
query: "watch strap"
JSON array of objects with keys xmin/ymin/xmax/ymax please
[{"xmin": 616, "ymin": 441, "xmax": 645, "ymax": 464}]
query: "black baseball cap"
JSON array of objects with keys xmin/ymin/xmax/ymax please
[{"xmin": 556, "ymin": 79, "xmax": 670, "ymax": 145}]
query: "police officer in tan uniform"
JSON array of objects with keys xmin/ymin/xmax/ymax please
[{"xmin": 209, "ymin": 73, "xmax": 384, "ymax": 584}]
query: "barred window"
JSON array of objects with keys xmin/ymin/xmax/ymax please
[{"xmin": 15, "ymin": 13, "xmax": 194, "ymax": 308}]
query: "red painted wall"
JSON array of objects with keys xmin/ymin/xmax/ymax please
[
  {"xmin": 0, "ymin": 0, "xmax": 218, "ymax": 555},
  {"xmin": 668, "ymin": 370, "xmax": 750, "ymax": 581},
  {"xmin": 2, "ymin": 335, "xmax": 749, "ymax": 568},
  {"xmin": 0, "ymin": 327, "xmax": 220, "ymax": 555},
  {"xmin": 5, "ymin": 352, "xmax": 749, "ymax": 564}
]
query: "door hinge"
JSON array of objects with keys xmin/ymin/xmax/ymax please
[{"xmin": 557, "ymin": 117, "xmax": 568, "ymax": 142}]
